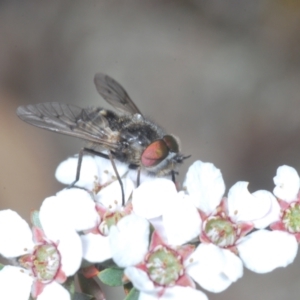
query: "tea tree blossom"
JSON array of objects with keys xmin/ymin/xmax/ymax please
[
  {"xmin": 39, "ymin": 185, "xmax": 133, "ymax": 264},
  {"xmin": 109, "ymin": 214, "xmax": 208, "ymax": 300},
  {"xmin": 253, "ymin": 164, "xmax": 300, "ymax": 273},
  {"xmin": 37, "ymin": 187, "xmax": 110, "ymax": 264},
  {"xmin": 0, "ymin": 210, "xmax": 82, "ymax": 300},
  {"xmin": 181, "ymin": 161, "xmax": 297, "ymax": 290},
  {"xmin": 54, "ymin": 156, "xmax": 138, "ymax": 263},
  {"xmin": 80, "ymin": 202, "xmax": 133, "ymax": 263}
]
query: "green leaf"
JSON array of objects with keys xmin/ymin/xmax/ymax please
[
  {"xmin": 0, "ymin": 263, "xmax": 4, "ymax": 271},
  {"xmin": 124, "ymin": 287, "xmax": 139, "ymax": 300},
  {"xmin": 74, "ymin": 292, "xmax": 94, "ymax": 300},
  {"xmin": 98, "ymin": 267, "xmax": 124, "ymax": 286},
  {"xmin": 63, "ymin": 276, "xmax": 76, "ymax": 296}
]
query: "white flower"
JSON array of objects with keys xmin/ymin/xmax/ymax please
[
  {"xmin": 131, "ymin": 177, "xmax": 201, "ymax": 246},
  {"xmin": 79, "ymin": 198, "xmax": 135, "ymax": 263},
  {"xmin": 125, "ymin": 267, "xmax": 208, "ymax": 300},
  {"xmin": 39, "ymin": 188, "xmax": 114, "ymax": 263},
  {"xmin": 227, "ymin": 183, "xmax": 295, "ymax": 274},
  {"xmin": 273, "ymin": 165, "xmax": 300, "ymax": 202},
  {"xmin": 109, "ymin": 214, "xmax": 208, "ymax": 299},
  {"xmin": 181, "ymin": 160, "xmax": 290, "ymax": 292},
  {"xmin": 52, "ymin": 156, "xmax": 139, "ymax": 264},
  {"xmin": 0, "ymin": 210, "xmax": 82, "ymax": 300},
  {"xmin": 257, "ymin": 165, "xmax": 300, "ymax": 270}
]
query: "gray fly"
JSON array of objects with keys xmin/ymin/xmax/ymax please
[{"xmin": 16, "ymin": 73, "xmax": 187, "ymax": 203}]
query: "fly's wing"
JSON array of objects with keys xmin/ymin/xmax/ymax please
[
  {"xmin": 16, "ymin": 102, "xmax": 119, "ymax": 149},
  {"xmin": 94, "ymin": 73, "xmax": 142, "ymax": 116}
]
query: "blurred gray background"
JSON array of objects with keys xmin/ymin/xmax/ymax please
[{"xmin": 1, "ymin": 0, "xmax": 300, "ymax": 299}]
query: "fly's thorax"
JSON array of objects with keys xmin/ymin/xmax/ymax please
[
  {"xmin": 97, "ymin": 108, "xmax": 122, "ymax": 130},
  {"xmin": 117, "ymin": 117, "xmax": 165, "ymax": 164}
]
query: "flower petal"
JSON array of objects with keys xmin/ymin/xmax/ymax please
[
  {"xmin": 55, "ymin": 156, "xmax": 98, "ymax": 190},
  {"xmin": 251, "ymin": 190, "xmax": 281, "ymax": 229},
  {"xmin": 124, "ymin": 267, "xmax": 155, "ymax": 292},
  {"xmin": 136, "ymin": 286, "xmax": 209, "ymax": 300},
  {"xmin": 227, "ymin": 182, "xmax": 272, "ymax": 223},
  {"xmin": 162, "ymin": 286, "xmax": 208, "ymax": 300},
  {"xmin": 237, "ymin": 229, "xmax": 298, "ymax": 273},
  {"xmin": 81, "ymin": 233, "xmax": 111, "ymax": 263},
  {"xmin": 183, "ymin": 161, "xmax": 225, "ymax": 214},
  {"xmin": 148, "ymin": 217, "xmax": 168, "ymax": 243},
  {"xmin": 273, "ymin": 165, "xmax": 300, "ymax": 202},
  {"xmin": 94, "ymin": 156, "xmax": 129, "ymax": 185},
  {"xmin": 185, "ymin": 243, "xmax": 243, "ymax": 293},
  {"xmin": 40, "ymin": 189, "xmax": 99, "ymax": 233},
  {"xmin": 132, "ymin": 178, "xmax": 176, "ymax": 219},
  {"xmin": 51, "ymin": 229, "xmax": 83, "ymax": 276},
  {"xmin": 37, "ymin": 281, "xmax": 70, "ymax": 300},
  {"xmin": 109, "ymin": 214, "xmax": 149, "ymax": 267},
  {"xmin": 95, "ymin": 177, "xmax": 135, "ymax": 209},
  {"xmin": 56, "ymin": 155, "xmax": 129, "ymax": 188},
  {"xmin": 163, "ymin": 193, "xmax": 201, "ymax": 246},
  {"xmin": 0, "ymin": 210, "xmax": 34, "ymax": 257},
  {"xmin": 0, "ymin": 266, "xmax": 33, "ymax": 300}
]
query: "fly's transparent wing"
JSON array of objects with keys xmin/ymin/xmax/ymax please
[
  {"xmin": 94, "ymin": 73, "xmax": 142, "ymax": 116},
  {"xmin": 16, "ymin": 102, "xmax": 119, "ymax": 149}
]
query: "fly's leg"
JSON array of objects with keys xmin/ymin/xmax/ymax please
[
  {"xmin": 136, "ymin": 168, "xmax": 141, "ymax": 187},
  {"xmin": 108, "ymin": 151, "xmax": 125, "ymax": 206},
  {"xmin": 69, "ymin": 148, "xmax": 125, "ymax": 205},
  {"xmin": 69, "ymin": 149, "xmax": 124, "ymax": 205},
  {"xmin": 68, "ymin": 148, "xmax": 85, "ymax": 188},
  {"xmin": 71, "ymin": 148, "xmax": 125, "ymax": 206},
  {"xmin": 171, "ymin": 170, "xmax": 176, "ymax": 184},
  {"xmin": 69, "ymin": 148, "xmax": 111, "ymax": 188}
]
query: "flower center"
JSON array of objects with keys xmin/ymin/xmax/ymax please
[
  {"xmin": 204, "ymin": 216, "xmax": 236, "ymax": 247},
  {"xmin": 32, "ymin": 244, "xmax": 61, "ymax": 283},
  {"xmin": 146, "ymin": 246, "xmax": 183, "ymax": 286},
  {"xmin": 283, "ymin": 202, "xmax": 300, "ymax": 233},
  {"xmin": 99, "ymin": 211, "xmax": 124, "ymax": 236}
]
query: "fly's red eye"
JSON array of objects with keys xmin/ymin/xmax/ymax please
[
  {"xmin": 141, "ymin": 140, "xmax": 169, "ymax": 167},
  {"xmin": 163, "ymin": 135, "xmax": 179, "ymax": 153}
]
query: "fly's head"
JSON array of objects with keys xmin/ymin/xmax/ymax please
[{"xmin": 141, "ymin": 134, "xmax": 187, "ymax": 175}]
